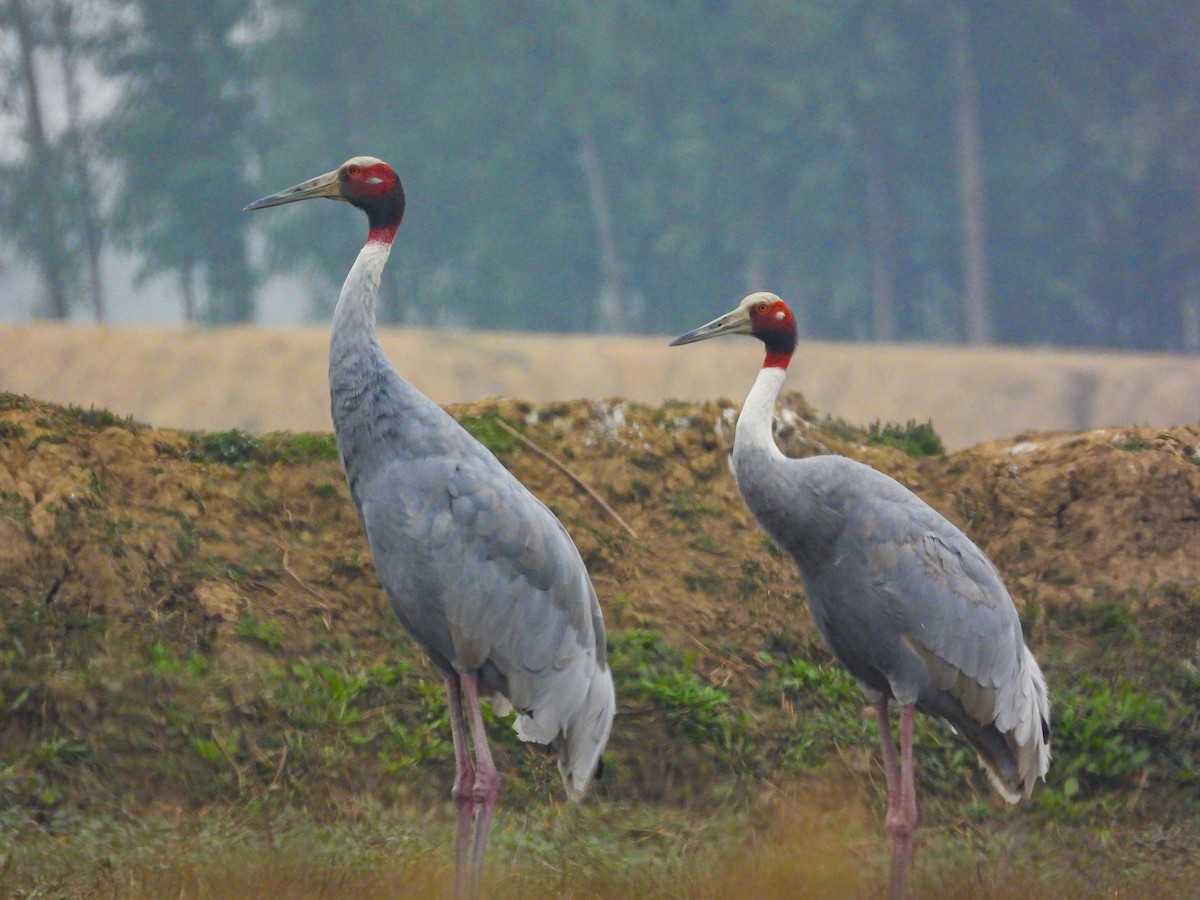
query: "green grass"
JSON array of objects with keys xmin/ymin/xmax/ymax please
[
  {"xmin": 235, "ymin": 616, "xmax": 286, "ymax": 650},
  {"xmin": 180, "ymin": 430, "xmax": 339, "ymax": 466},
  {"xmin": 459, "ymin": 414, "xmax": 522, "ymax": 455},
  {"xmin": 261, "ymin": 431, "xmax": 341, "ymax": 462},
  {"xmin": 2, "ymin": 791, "xmax": 1194, "ymax": 899}
]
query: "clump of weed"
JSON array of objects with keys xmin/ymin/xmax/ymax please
[
  {"xmin": 184, "ymin": 429, "xmax": 263, "ymax": 465},
  {"xmin": 61, "ymin": 404, "xmax": 144, "ymax": 432},
  {"xmin": 866, "ymin": 419, "xmax": 945, "ymax": 457},
  {"xmin": 1114, "ymin": 435, "xmax": 1150, "ymax": 452},
  {"xmin": 0, "ymin": 421, "xmax": 27, "ymax": 441}
]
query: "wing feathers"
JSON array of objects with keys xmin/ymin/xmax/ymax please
[{"xmin": 362, "ymin": 453, "xmax": 614, "ymax": 800}]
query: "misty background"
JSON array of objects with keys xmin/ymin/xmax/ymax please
[{"xmin": 2, "ymin": 1, "xmax": 1199, "ymax": 351}]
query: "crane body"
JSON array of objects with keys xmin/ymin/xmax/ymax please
[
  {"xmin": 672, "ymin": 292, "xmax": 1049, "ymax": 898},
  {"xmin": 246, "ymin": 158, "xmax": 614, "ymax": 898}
]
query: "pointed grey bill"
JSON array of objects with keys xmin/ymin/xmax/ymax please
[
  {"xmin": 668, "ymin": 305, "xmax": 754, "ymax": 346},
  {"xmin": 243, "ymin": 169, "xmax": 342, "ymax": 211}
]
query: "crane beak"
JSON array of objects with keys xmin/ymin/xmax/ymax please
[
  {"xmin": 668, "ymin": 306, "xmax": 753, "ymax": 346},
  {"xmin": 243, "ymin": 168, "xmax": 343, "ymax": 211}
]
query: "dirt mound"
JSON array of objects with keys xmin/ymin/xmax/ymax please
[{"xmin": 1, "ymin": 390, "xmax": 1198, "ymax": 830}]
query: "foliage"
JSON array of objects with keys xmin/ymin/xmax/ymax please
[
  {"xmin": 4, "ymin": 3, "xmax": 1200, "ymax": 348},
  {"xmin": 183, "ymin": 429, "xmax": 263, "ymax": 465},
  {"xmin": 1047, "ymin": 678, "xmax": 1174, "ymax": 797},
  {"xmin": 865, "ymin": 419, "xmax": 946, "ymax": 457},
  {"xmin": 96, "ymin": 0, "xmax": 260, "ymax": 322},
  {"xmin": 609, "ymin": 631, "xmax": 742, "ymax": 749}
]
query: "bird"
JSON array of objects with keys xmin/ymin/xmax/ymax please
[
  {"xmin": 669, "ymin": 292, "xmax": 1050, "ymax": 899},
  {"xmin": 245, "ymin": 157, "xmax": 615, "ymax": 898}
]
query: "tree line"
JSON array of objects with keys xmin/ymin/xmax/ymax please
[{"xmin": 3, "ymin": 0, "xmax": 1198, "ymax": 351}]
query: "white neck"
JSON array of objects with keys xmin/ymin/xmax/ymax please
[
  {"xmin": 734, "ymin": 365, "xmax": 787, "ymax": 461},
  {"xmin": 331, "ymin": 240, "xmax": 392, "ymax": 344}
]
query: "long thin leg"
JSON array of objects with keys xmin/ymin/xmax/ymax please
[
  {"xmin": 444, "ymin": 676, "xmax": 475, "ymax": 900},
  {"xmin": 874, "ymin": 698, "xmax": 899, "ymax": 813},
  {"xmin": 461, "ymin": 671, "xmax": 501, "ymax": 897},
  {"xmin": 885, "ymin": 703, "xmax": 919, "ymax": 900}
]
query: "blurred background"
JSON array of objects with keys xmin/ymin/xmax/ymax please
[{"xmin": 2, "ymin": 1, "xmax": 1199, "ymax": 444}]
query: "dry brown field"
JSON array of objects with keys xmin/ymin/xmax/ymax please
[{"xmin": 3, "ymin": 322, "xmax": 1199, "ymax": 447}]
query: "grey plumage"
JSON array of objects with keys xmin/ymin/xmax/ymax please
[
  {"xmin": 246, "ymin": 157, "xmax": 613, "ymax": 896},
  {"xmin": 671, "ymin": 291, "xmax": 1049, "ymax": 898},
  {"xmin": 737, "ymin": 451, "xmax": 1049, "ymax": 799}
]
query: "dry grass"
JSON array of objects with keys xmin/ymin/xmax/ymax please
[{"xmin": 3, "ymin": 323, "xmax": 1199, "ymax": 448}]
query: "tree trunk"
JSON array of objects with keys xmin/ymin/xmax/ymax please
[
  {"xmin": 9, "ymin": 0, "xmax": 73, "ymax": 319},
  {"xmin": 577, "ymin": 125, "xmax": 627, "ymax": 333},
  {"xmin": 862, "ymin": 121, "xmax": 898, "ymax": 342},
  {"xmin": 52, "ymin": 0, "xmax": 107, "ymax": 323},
  {"xmin": 950, "ymin": 5, "xmax": 992, "ymax": 345},
  {"xmin": 180, "ymin": 267, "xmax": 197, "ymax": 325}
]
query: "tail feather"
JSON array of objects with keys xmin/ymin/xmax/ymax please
[
  {"xmin": 556, "ymin": 664, "xmax": 616, "ymax": 801},
  {"xmin": 980, "ymin": 645, "xmax": 1051, "ymax": 803},
  {"xmin": 510, "ymin": 662, "xmax": 615, "ymax": 802}
]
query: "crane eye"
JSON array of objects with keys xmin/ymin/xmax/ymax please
[
  {"xmin": 754, "ymin": 302, "xmax": 769, "ymax": 314},
  {"xmin": 346, "ymin": 164, "xmax": 362, "ymax": 177}
]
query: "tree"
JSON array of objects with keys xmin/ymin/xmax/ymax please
[
  {"xmin": 101, "ymin": 1, "xmax": 257, "ymax": 323},
  {"xmin": 50, "ymin": 0, "xmax": 107, "ymax": 322},
  {"xmin": 949, "ymin": 4, "xmax": 991, "ymax": 345},
  {"xmin": 2, "ymin": 0, "xmax": 76, "ymax": 319},
  {"xmin": 238, "ymin": 0, "xmax": 1199, "ymax": 351}
]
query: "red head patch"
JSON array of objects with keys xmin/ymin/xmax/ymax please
[
  {"xmin": 747, "ymin": 296, "xmax": 797, "ymax": 368},
  {"xmin": 339, "ymin": 158, "xmax": 405, "ymax": 240}
]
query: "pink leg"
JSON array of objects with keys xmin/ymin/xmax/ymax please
[
  {"xmin": 874, "ymin": 698, "xmax": 899, "ymax": 811},
  {"xmin": 885, "ymin": 703, "xmax": 919, "ymax": 900},
  {"xmin": 460, "ymin": 671, "xmax": 501, "ymax": 896},
  {"xmin": 444, "ymin": 676, "xmax": 475, "ymax": 900}
]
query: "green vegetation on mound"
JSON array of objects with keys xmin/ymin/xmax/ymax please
[{"xmin": 1, "ymin": 391, "xmax": 1199, "ymax": 896}]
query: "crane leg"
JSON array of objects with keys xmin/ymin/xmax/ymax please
[
  {"xmin": 874, "ymin": 699, "xmax": 900, "ymax": 805},
  {"xmin": 445, "ymin": 676, "xmax": 476, "ymax": 900},
  {"xmin": 882, "ymin": 702, "xmax": 918, "ymax": 900},
  {"xmin": 461, "ymin": 671, "xmax": 501, "ymax": 897}
]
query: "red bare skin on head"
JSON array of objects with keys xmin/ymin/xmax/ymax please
[
  {"xmin": 340, "ymin": 160, "xmax": 405, "ymax": 240},
  {"xmin": 749, "ymin": 298, "xmax": 797, "ymax": 369},
  {"xmin": 342, "ymin": 162, "xmax": 399, "ymax": 201}
]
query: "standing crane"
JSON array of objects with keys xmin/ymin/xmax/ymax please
[
  {"xmin": 670, "ymin": 292, "xmax": 1050, "ymax": 899},
  {"xmin": 245, "ymin": 158, "xmax": 615, "ymax": 898}
]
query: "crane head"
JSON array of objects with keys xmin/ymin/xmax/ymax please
[
  {"xmin": 669, "ymin": 292, "xmax": 797, "ymax": 361},
  {"xmin": 244, "ymin": 156, "xmax": 405, "ymax": 233}
]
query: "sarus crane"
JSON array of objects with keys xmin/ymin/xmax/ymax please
[
  {"xmin": 245, "ymin": 157, "xmax": 615, "ymax": 898},
  {"xmin": 670, "ymin": 292, "xmax": 1050, "ymax": 899}
]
